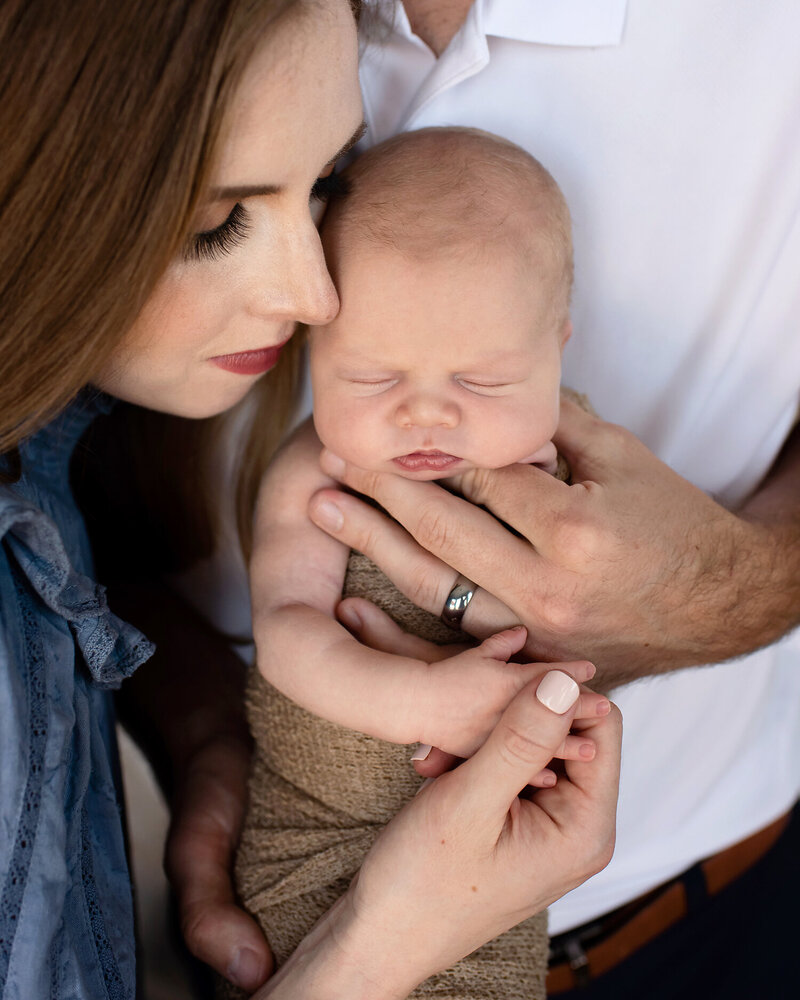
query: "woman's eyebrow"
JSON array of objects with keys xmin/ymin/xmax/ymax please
[
  {"xmin": 210, "ymin": 122, "xmax": 367, "ymax": 202},
  {"xmin": 325, "ymin": 120, "xmax": 368, "ymax": 168}
]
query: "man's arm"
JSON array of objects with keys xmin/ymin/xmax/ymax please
[{"xmin": 306, "ymin": 400, "xmax": 800, "ymax": 690}]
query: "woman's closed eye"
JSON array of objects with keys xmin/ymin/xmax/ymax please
[
  {"xmin": 311, "ymin": 170, "xmax": 351, "ymax": 203},
  {"xmin": 186, "ymin": 202, "xmax": 251, "ymax": 262}
]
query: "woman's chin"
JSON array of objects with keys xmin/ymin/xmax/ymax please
[{"xmin": 92, "ymin": 372, "xmax": 260, "ymax": 418}]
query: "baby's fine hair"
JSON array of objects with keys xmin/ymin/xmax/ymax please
[{"xmin": 322, "ymin": 126, "xmax": 574, "ymax": 322}]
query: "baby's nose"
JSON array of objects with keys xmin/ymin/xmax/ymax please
[{"xmin": 395, "ymin": 395, "xmax": 460, "ymax": 429}]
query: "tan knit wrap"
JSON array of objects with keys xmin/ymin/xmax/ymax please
[{"xmin": 224, "ymin": 390, "xmax": 591, "ymax": 999}]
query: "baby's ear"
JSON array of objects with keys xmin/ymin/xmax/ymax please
[{"xmin": 559, "ymin": 318, "xmax": 573, "ymax": 349}]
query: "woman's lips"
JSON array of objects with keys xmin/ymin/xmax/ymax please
[
  {"xmin": 210, "ymin": 342, "xmax": 287, "ymax": 375},
  {"xmin": 393, "ymin": 451, "xmax": 461, "ymax": 471}
]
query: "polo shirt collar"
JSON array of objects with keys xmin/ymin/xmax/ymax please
[{"xmin": 381, "ymin": 0, "xmax": 629, "ymax": 49}]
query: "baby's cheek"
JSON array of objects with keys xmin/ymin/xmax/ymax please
[{"xmin": 316, "ymin": 405, "xmax": 378, "ymax": 468}]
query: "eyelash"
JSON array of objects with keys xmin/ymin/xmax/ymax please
[
  {"xmin": 185, "ymin": 170, "xmax": 351, "ymax": 263},
  {"xmin": 457, "ymin": 379, "xmax": 509, "ymax": 392},
  {"xmin": 187, "ymin": 202, "xmax": 251, "ymax": 262},
  {"xmin": 311, "ymin": 170, "xmax": 351, "ymax": 202}
]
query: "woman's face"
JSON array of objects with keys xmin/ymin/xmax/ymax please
[{"xmin": 96, "ymin": 0, "xmax": 363, "ymax": 417}]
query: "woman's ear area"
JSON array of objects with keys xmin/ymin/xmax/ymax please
[{"xmin": 560, "ymin": 318, "xmax": 573, "ymax": 350}]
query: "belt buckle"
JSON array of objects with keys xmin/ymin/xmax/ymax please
[{"xmin": 565, "ymin": 938, "xmax": 591, "ymax": 988}]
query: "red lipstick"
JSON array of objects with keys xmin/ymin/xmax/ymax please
[
  {"xmin": 394, "ymin": 451, "xmax": 461, "ymax": 472},
  {"xmin": 210, "ymin": 342, "xmax": 287, "ymax": 375}
]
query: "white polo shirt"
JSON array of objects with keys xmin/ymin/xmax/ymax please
[{"xmin": 357, "ymin": 0, "xmax": 800, "ymax": 933}]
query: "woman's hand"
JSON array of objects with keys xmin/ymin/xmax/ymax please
[
  {"xmin": 254, "ymin": 671, "xmax": 622, "ymax": 999},
  {"xmin": 309, "ymin": 396, "xmax": 800, "ymax": 689},
  {"xmin": 338, "ymin": 598, "xmax": 608, "ymax": 775}
]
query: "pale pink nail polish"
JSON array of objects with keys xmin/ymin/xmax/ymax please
[
  {"xmin": 411, "ymin": 743, "xmax": 432, "ymax": 761},
  {"xmin": 536, "ymin": 670, "xmax": 580, "ymax": 714}
]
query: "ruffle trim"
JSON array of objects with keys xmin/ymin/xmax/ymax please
[{"xmin": 0, "ymin": 497, "xmax": 154, "ymax": 689}]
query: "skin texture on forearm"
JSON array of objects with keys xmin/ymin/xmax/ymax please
[
  {"xmin": 734, "ymin": 422, "xmax": 800, "ymax": 642},
  {"xmin": 251, "ymin": 894, "xmax": 416, "ymax": 1000}
]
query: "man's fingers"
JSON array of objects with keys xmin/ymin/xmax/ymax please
[
  {"xmin": 168, "ymin": 818, "xmax": 273, "ymax": 991},
  {"xmin": 165, "ymin": 740, "xmax": 273, "ymax": 992},
  {"xmin": 181, "ymin": 896, "xmax": 273, "ymax": 992},
  {"xmin": 310, "ymin": 487, "xmax": 458, "ymax": 611},
  {"xmin": 453, "ymin": 671, "xmax": 580, "ymax": 822},
  {"xmin": 311, "ymin": 487, "xmax": 520, "ymax": 632},
  {"xmin": 318, "ymin": 453, "xmax": 544, "ymax": 605},
  {"xmin": 553, "ymin": 396, "xmax": 639, "ymax": 482}
]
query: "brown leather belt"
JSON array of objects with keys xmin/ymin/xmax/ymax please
[{"xmin": 547, "ymin": 811, "xmax": 790, "ymax": 994}]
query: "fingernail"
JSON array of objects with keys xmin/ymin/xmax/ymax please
[
  {"xmin": 312, "ymin": 498, "xmax": 343, "ymax": 532},
  {"xmin": 536, "ymin": 670, "xmax": 580, "ymax": 714},
  {"xmin": 579, "ymin": 742, "xmax": 596, "ymax": 760},
  {"xmin": 415, "ymin": 777, "xmax": 435, "ymax": 795},
  {"xmin": 320, "ymin": 449, "xmax": 346, "ymax": 478},
  {"xmin": 338, "ymin": 603, "xmax": 361, "ymax": 630},
  {"xmin": 228, "ymin": 947, "xmax": 264, "ymax": 989},
  {"xmin": 542, "ymin": 772, "xmax": 557, "ymax": 787},
  {"xmin": 596, "ymin": 698, "xmax": 611, "ymax": 716},
  {"xmin": 411, "ymin": 743, "xmax": 432, "ymax": 761}
]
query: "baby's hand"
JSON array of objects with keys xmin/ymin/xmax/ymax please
[{"xmin": 414, "ymin": 626, "xmax": 607, "ymax": 759}]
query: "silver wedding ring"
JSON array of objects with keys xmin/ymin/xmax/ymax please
[{"xmin": 441, "ymin": 574, "xmax": 477, "ymax": 629}]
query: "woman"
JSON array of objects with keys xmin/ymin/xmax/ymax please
[{"xmin": 0, "ymin": 1, "xmax": 620, "ymax": 997}]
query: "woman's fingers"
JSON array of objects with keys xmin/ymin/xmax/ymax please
[
  {"xmin": 455, "ymin": 670, "xmax": 580, "ymax": 824},
  {"xmin": 545, "ymin": 703, "xmax": 624, "ymax": 844}
]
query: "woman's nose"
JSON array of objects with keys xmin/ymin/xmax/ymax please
[
  {"xmin": 251, "ymin": 217, "xmax": 340, "ymax": 326},
  {"xmin": 395, "ymin": 394, "xmax": 460, "ymax": 429}
]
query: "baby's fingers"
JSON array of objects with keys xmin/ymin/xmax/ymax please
[
  {"xmin": 337, "ymin": 597, "xmax": 467, "ymax": 661},
  {"xmin": 574, "ymin": 688, "xmax": 611, "ymax": 720}
]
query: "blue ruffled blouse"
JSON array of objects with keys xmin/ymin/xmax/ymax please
[{"xmin": 0, "ymin": 392, "xmax": 154, "ymax": 1000}]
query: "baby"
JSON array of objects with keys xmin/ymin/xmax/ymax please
[{"xmin": 233, "ymin": 128, "xmax": 598, "ymax": 1000}]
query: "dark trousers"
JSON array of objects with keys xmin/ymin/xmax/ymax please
[{"xmin": 552, "ymin": 803, "xmax": 800, "ymax": 999}]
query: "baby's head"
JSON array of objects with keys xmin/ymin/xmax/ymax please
[{"xmin": 310, "ymin": 127, "xmax": 573, "ymax": 479}]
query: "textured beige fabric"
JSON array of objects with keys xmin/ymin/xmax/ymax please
[{"xmin": 224, "ymin": 390, "xmax": 592, "ymax": 999}]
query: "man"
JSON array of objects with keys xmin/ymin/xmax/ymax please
[{"xmin": 306, "ymin": 0, "xmax": 799, "ymax": 995}]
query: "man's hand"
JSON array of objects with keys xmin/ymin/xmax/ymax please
[
  {"xmin": 113, "ymin": 583, "xmax": 273, "ymax": 993},
  {"xmin": 309, "ymin": 398, "xmax": 800, "ymax": 689},
  {"xmin": 165, "ymin": 732, "xmax": 273, "ymax": 993}
]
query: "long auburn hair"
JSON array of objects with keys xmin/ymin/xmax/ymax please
[{"xmin": 0, "ymin": 0, "xmax": 310, "ymax": 570}]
